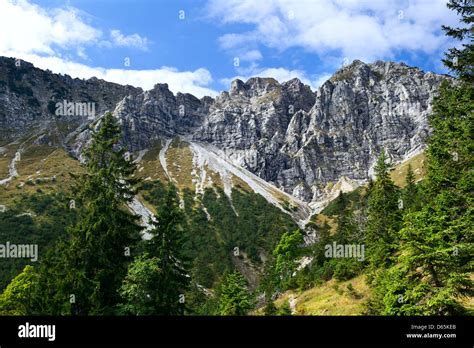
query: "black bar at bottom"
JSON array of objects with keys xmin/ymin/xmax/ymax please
[{"xmin": 0, "ymin": 316, "xmax": 471, "ymax": 346}]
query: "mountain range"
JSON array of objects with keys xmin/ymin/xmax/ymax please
[{"xmin": 0, "ymin": 56, "xmax": 451, "ymax": 231}]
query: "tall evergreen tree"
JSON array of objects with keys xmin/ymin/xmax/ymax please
[
  {"xmin": 117, "ymin": 253, "xmax": 162, "ymax": 315},
  {"xmin": 369, "ymin": 2, "xmax": 473, "ymax": 315},
  {"xmin": 365, "ymin": 151, "xmax": 401, "ymax": 270},
  {"xmin": 33, "ymin": 112, "xmax": 143, "ymax": 315},
  {"xmin": 273, "ymin": 230, "xmax": 304, "ymax": 288},
  {"xmin": 217, "ymin": 271, "xmax": 253, "ymax": 315},
  {"xmin": 335, "ymin": 197, "xmax": 357, "ymax": 244},
  {"xmin": 441, "ymin": 0, "xmax": 473, "ymax": 82},
  {"xmin": 335, "ymin": 190, "xmax": 348, "ymax": 212},
  {"xmin": 402, "ymin": 164, "xmax": 419, "ymax": 212},
  {"xmin": 146, "ymin": 183, "xmax": 190, "ymax": 315},
  {"xmin": 390, "ymin": 82, "xmax": 473, "ymax": 315}
]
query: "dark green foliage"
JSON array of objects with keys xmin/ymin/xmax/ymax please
[
  {"xmin": 278, "ymin": 187, "xmax": 368, "ymax": 295},
  {"xmin": 117, "ymin": 253, "xmax": 162, "ymax": 315},
  {"xmin": 310, "ymin": 260, "xmax": 336, "ymax": 283},
  {"xmin": 142, "ymin": 184, "xmax": 231, "ymax": 289},
  {"xmin": 366, "ymin": 4, "xmax": 473, "ymax": 315},
  {"xmin": 334, "ymin": 195, "xmax": 358, "ymax": 244},
  {"xmin": 333, "ymin": 259, "xmax": 364, "ymax": 281},
  {"xmin": 217, "ymin": 271, "xmax": 253, "ymax": 315},
  {"xmin": 273, "ymin": 230, "xmax": 304, "ymax": 289},
  {"xmin": 0, "ymin": 192, "xmax": 76, "ymax": 291},
  {"xmin": 260, "ymin": 227, "xmax": 328, "ymax": 296},
  {"xmin": 184, "ymin": 283, "xmax": 219, "ymax": 315},
  {"xmin": 346, "ymin": 283, "xmax": 360, "ymax": 299},
  {"xmin": 402, "ymin": 164, "xmax": 420, "ymax": 212},
  {"xmin": 377, "ymin": 82, "xmax": 474, "ymax": 315},
  {"xmin": 117, "ymin": 190, "xmax": 195, "ymax": 315},
  {"xmin": 290, "ymin": 187, "xmax": 368, "ymax": 291},
  {"xmin": 425, "ymin": 81, "xmax": 473, "ymax": 196},
  {"xmin": 294, "ymin": 267, "xmax": 312, "ymax": 291},
  {"xmin": 141, "ymin": 182, "xmax": 297, "ymax": 290},
  {"xmin": 441, "ymin": 0, "xmax": 473, "ymax": 82},
  {"xmin": 365, "ymin": 151, "xmax": 401, "ymax": 269},
  {"xmin": 31, "ymin": 112, "xmax": 143, "ymax": 315},
  {"xmin": 144, "ymin": 184, "xmax": 190, "ymax": 315},
  {"xmin": 205, "ymin": 187, "xmax": 298, "ymax": 262},
  {"xmin": 2, "ymin": 4, "xmax": 472, "ymax": 316},
  {"xmin": 263, "ymin": 300, "xmax": 278, "ymax": 316}
]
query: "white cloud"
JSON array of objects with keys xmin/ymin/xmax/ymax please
[
  {"xmin": 0, "ymin": 0, "xmax": 216, "ymax": 98},
  {"xmin": 207, "ymin": 0, "xmax": 459, "ymax": 65},
  {"xmin": 256, "ymin": 67, "xmax": 312, "ymax": 86},
  {"xmin": 0, "ymin": 0, "xmax": 101, "ymax": 55},
  {"xmin": 76, "ymin": 47, "xmax": 88, "ymax": 60},
  {"xmin": 240, "ymin": 50, "xmax": 262, "ymax": 62},
  {"xmin": 0, "ymin": 0, "xmax": 151, "ymax": 56},
  {"xmin": 221, "ymin": 66, "xmax": 329, "ymax": 90},
  {"xmin": 218, "ymin": 33, "xmax": 255, "ymax": 50},
  {"xmin": 313, "ymin": 73, "xmax": 332, "ymax": 88},
  {"xmin": 110, "ymin": 30, "xmax": 149, "ymax": 51}
]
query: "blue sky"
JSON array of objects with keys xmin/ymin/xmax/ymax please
[{"xmin": 0, "ymin": 0, "xmax": 462, "ymax": 97}]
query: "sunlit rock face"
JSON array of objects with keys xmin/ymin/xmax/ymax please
[{"xmin": 0, "ymin": 56, "xmax": 451, "ymax": 203}]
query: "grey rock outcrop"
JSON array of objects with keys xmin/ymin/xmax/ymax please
[
  {"xmin": 112, "ymin": 83, "xmax": 211, "ymax": 151},
  {"xmin": 0, "ymin": 56, "xmax": 452, "ymax": 203},
  {"xmin": 0, "ymin": 57, "xmax": 141, "ymax": 142},
  {"xmin": 190, "ymin": 60, "xmax": 449, "ymax": 202},
  {"xmin": 276, "ymin": 60, "xmax": 447, "ymax": 201}
]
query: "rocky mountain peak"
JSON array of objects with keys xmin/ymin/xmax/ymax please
[
  {"xmin": 282, "ymin": 77, "xmax": 306, "ymax": 90},
  {"xmin": 229, "ymin": 79, "xmax": 247, "ymax": 95},
  {"xmin": 245, "ymin": 77, "xmax": 279, "ymax": 93},
  {"xmin": 228, "ymin": 77, "xmax": 281, "ymax": 98},
  {"xmin": 149, "ymin": 83, "xmax": 174, "ymax": 97},
  {"xmin": 0, "ymin": 56, "xmax": 454, "ymax": 206},
  {"xmin": 329, "ymin": 59, "xmax": 371, "ymax": 84}
]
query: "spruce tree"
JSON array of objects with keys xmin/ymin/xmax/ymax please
[
  {"xmin": 441, "ymin": 0, "xmax": 473, "ymax": 82},
  {"xmin": 117, "ymin": 253, "xmax": 162, "ymax": 315},
  {"xmin": 273, "ymin": 230, "xmax": 304, "ymax": 288},
  {"xmin": 365, "ymin": 151, "xmax": 401, "ymax": 270},
  {"xmin": 402, "ymin": 164, "xmax": 419, "ymax": 212},
  {"xmin": 335, "ymin": 190, "xmax": 348, "ymax": 212},
  {"xmin": 146, "ymin": 183, "xmax": 190, "ymax": 315},
  {"xmin": 390, "ymin": 82, "xmax": 473, "ymax": 315},
  {"xmin": 335, "ymin": 198, "xmax": 357, "ymax": 244},
  {"xmin": 371, "ymin": 2, "xmax": 473, "ymax": 315},
  {"xmin": 34, "ymin": 112, "xmax": 143, "ymax": 315},
  {"xmin": 217, "ymin": 271, "xmax": 253, "ymax": 315}
]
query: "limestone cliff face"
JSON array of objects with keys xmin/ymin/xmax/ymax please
[
  {"xmin": 275, "ymin": 60, "xmax": 447, "ymax": 201},
  {"xmin": 112, "ymin": 83, "xmax": 211, "ymax": 151},
  {"xmin": 190, "ymin": 60, "xmax": 449, "ymax": 202},
  {"xmin": 0, "ymin": 57, "xmax": 140, "ymax": 142},
  {"xmin": 0, "ymin": 56, "xmax": 452, "ymax": 204},
  {"xmin": 191, "ymin": 77, "xmax": 315, "ymax": 188}
]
